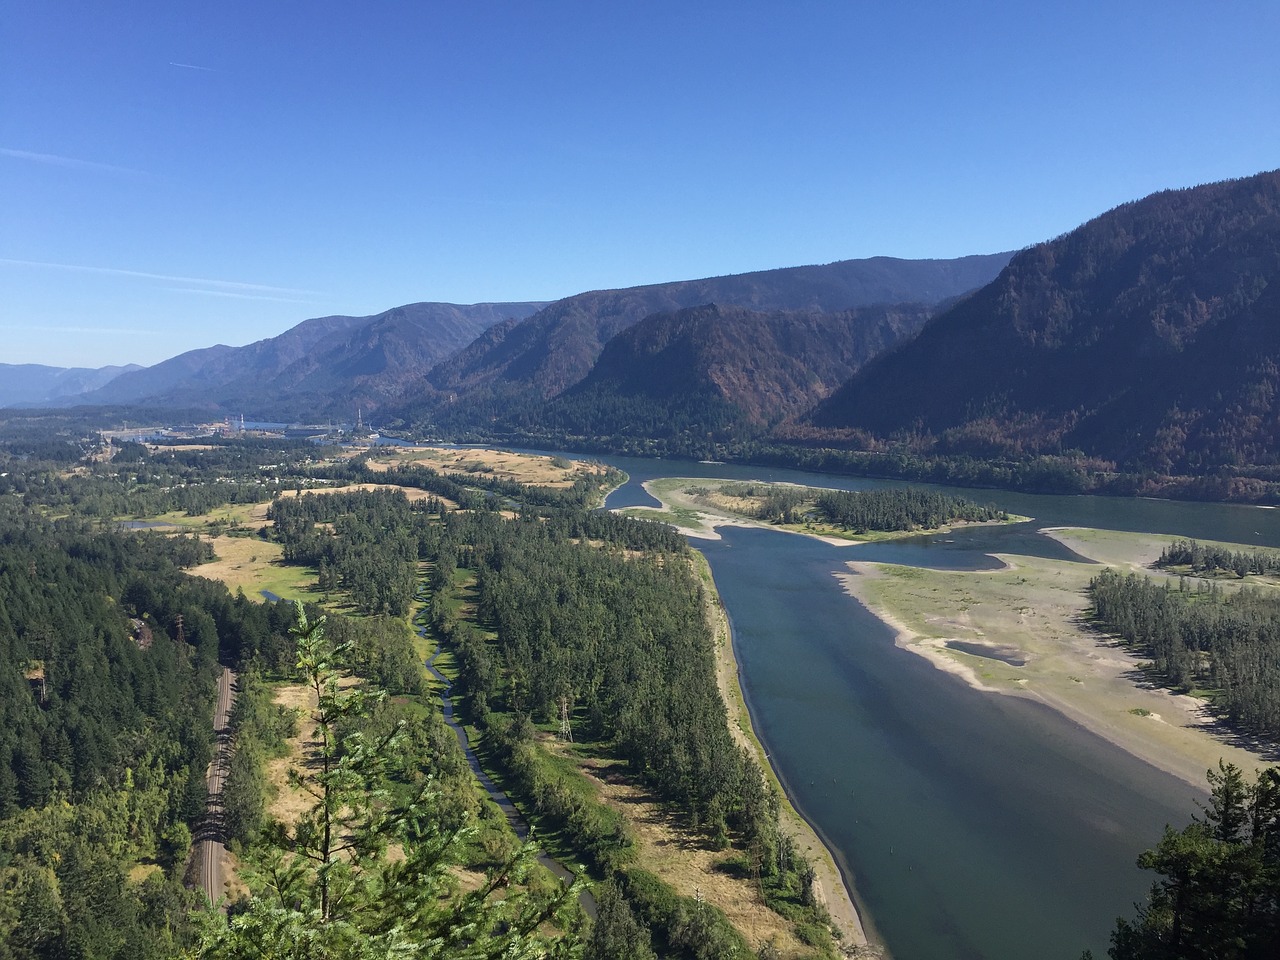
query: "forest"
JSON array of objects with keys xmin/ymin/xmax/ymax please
[
  {"xmin": 266, "ymin": 474, "xmax": 837, "ymax": 957},
  {"xmin": 1156, "ymin": 538, "xmax": 1280, "ymax": 579},
  {"xmin": 1089, "ymin": 565, "xmax": 1280, "ymax": 741},
  {"xmin": 0, "ymin": 508, "xmax": 279, "ymax": 958},
  {"xmin": 0, "ymin": 431, "xmax": 569, "ymax": 957},
  {"xmin": 1, "ymin": 421, "xmax": 846, "ymax": 958}
]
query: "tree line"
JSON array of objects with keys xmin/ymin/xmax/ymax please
[
  {"xmin": 1156, "ymin": 538, "xmax": 1280, "ymax": 579},
  {"xmin": 421, "ymin": 507, "xmax": 837, "ymax": 956},
  {"xmin": 811, "ymin": 486, "xmax": 1005, "ymax": 532},
  {"xmin": 1089, "ymin": 569, "xmax": 1280, "ymax": 740}
]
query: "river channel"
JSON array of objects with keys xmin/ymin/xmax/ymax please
[{"xmin": 580, "ymin": 453, "xmax": 1280, "ymax": 960}]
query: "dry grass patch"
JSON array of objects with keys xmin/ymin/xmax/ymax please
[
  {"xmin": 365, "ymin": 447, "xmax": 605, "ymax": 489},
  {"xmin": 266, "ymin": 682, "xmax": 318, "ymax": 826},
  {"xmin": 264, "ymin": 677, "xmax": 362, "ymax": 828},
  {"xmin": 275, "ymin": 482, "xmax": 451, "ymax": 506},
  {"xmin": 192, "ymin": 535, "xmax": 320, "ymax": 601},
  {"xmin": 564, "ymin": 749, "xmax": 809, "ymax": 959}
]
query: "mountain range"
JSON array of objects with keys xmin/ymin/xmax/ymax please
[
  {"xmin": 407, "ymin": 255, "xmax": 1009, "ymax": 434},
  {"xmin": 0, "ymin": 363, "xmax": 144, "ymax": 408},
  {"xmin": 6, "ymin": 168, "xmax": 1280, "ymax": 491},
  {"xmin": 65, "ymin": 301, "xmax": 548, "ymax": 418},
  {"xmin": 807, "ymin": 170, "xmax": 1280, "ymax": 475},
  {"xmin": 4, "ymin": 254, "xmax": 1009, "ymax": 423}
]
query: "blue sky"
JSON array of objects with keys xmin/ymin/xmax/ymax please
[{"xmin": 2, "ymin": 1, "xmax": 1277, "ymax": 368}]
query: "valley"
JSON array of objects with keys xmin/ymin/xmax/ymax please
[{"xmin": 6, "ymin": 167, "xmax": 1280, "ymax": 959}]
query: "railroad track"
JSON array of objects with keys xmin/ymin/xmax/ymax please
[{"xmin": 193, "ymin": 666, "xmax": 236, "ymax": 907}]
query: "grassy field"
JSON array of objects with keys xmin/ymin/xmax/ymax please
[
  {"xmin": 191, "ymin": 535, "xmax": 323, "ymax": 601},
  {"xmin": 364, "ymin": 446, "xmax": 609, "ymax": 489}
]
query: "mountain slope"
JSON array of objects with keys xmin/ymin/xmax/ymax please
[
  {"xmin": 412, "ymin": 253, "xmax": 1012, "ymax": 428},
  {"xmin": 535, "ymin": 302, "xmax": 935, "ymax": 441},
  {"xmin": 0, "ymin": 363, "xmax": 143, "ymax": 408},
  {"xmin": 807, "ymin": 170, "xmax": 1280, "ymax": 473},
  {"xmin": 78, "ymin": 301, "xmax": 546, "ymax": 417}
]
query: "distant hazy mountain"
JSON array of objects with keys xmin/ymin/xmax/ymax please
[
  {"xmin": 408, "ymin": 253, "xmax": 1012, "ymax": 430},
  {"xmin": 806, "ymin": 170, "xmax": 1280, "ymax": 474},
  {"xmin": 533, "ymin": 302, "xmax": 936, "ymax": 441},
  {"xmin": 76, "ymin": 301, "xmax": 547, "ymax": 418},
  {"xmin": 0, "ymin": 363, "xmax": 143, "ymax": 408}
]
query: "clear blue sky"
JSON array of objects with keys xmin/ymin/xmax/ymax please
[{"xmin": 3, "ymin": 1, "xmax": 1277, "ymax": 368}]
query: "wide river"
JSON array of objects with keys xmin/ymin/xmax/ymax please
[{"xmin": 575, "ymin": 453, "xmax": 1280, "ymax": 960}]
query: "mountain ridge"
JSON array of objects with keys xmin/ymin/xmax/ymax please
[
  {"xmin": 805, "ymin": 170, "xmax": 1280, "ymax": 474},
  {"xmin": 67, "ymin": 301, "xmax": 548, "ymax": 417},
  {"xmin": 408, "ymin": 253, "xmax": 1013, "ymax": 431},
  {"xmin": 0, "ymin": 363, "xmax": 145, "ymax": 408}
]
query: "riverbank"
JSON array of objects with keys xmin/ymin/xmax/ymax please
[
  {"xmin": 692, "ymin": 551, "xmax": 874, "ymax": 955},
  {"xmin": 837, "ymin": 526, "xmax": 1278, "ymax": 790},
  {"xmin": 635, "ymin": 477, "xmax": 1278, "ymax": 789},
  {"xmin": 639, "ymin": 482, "xmax": 877, "ymax": 954}
]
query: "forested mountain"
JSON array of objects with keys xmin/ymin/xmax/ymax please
[
  {"xmin": 529, "ymin": 301, "xmax": 935, "ymax": 442},
  {"xmin": 403, "ymin": 253, "xmax": 1012, "ymax": 431},
  {"xmin": 70, "ymin": 301, "xmax": 546, "ymax": 418},
  {"xmin": 806, "ymin": 170, "xmax": 1280, "ymax": 476},
  {"xmin": 0, "ymin": 362, "xmax": 143, "ymax": 408}
]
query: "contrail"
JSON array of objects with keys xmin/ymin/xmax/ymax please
[
  {"xmin": 173, "ymin": 288, "xmax": 317, "ymax": 304},
  {"xmin": 169, "ymin": 61, "xmax": 215, "ymax": 72},
  {"xmin": 0, "ymin": 258, "xmax": 324, "ymax": 298},
  {"xmin": 0, "ymin": 147, "xmax": 147, "ymax": 177}
]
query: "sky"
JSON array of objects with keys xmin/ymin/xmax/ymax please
[{"xmin": 2, "ymin": 1, "xmax": 1278, "ymax": 369}]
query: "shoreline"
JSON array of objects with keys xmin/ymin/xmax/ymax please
[
  {"xmin": 633, "ymin": 477, "xmax": 1279, "ymax": 955},
  {"xmin": 693, "ymin": 550, "xmax": 875, "ymax": 955},
  {"xmin": 646, "ymin": 480, "xmax": 878, "ymax": 953},
  {"xmin": 834, "ymin": 531, "xmax": 1277, "ymax": 792}
]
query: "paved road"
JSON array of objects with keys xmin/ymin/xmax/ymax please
[{"xmin": 193, "ymin": 666, "xmax": 236, "ymax": 907}]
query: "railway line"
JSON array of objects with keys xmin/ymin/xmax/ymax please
[{"xmin": 192, "ymin": 666, "xmax": 236, "ymax": 907}]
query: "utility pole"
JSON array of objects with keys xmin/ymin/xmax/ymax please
[{"xmin": 558, "ymin": 694, "xmax": 573, "ymax": 742}]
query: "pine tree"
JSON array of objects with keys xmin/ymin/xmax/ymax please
[{"xmin": 194, "ymin": 602, "xmax": 583, "ymax": 959}]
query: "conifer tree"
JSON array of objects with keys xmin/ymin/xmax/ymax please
[{"xmin": 194, "ymin": 602, "xmax": 582, "ymax": 959}]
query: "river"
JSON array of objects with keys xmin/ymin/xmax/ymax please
[{"xmin": 579, "ymin": 453, "xmax": 1280, "ymax": 959}]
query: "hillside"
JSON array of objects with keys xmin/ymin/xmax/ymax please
[
  {"xmin": 0, "ymin": 362, "xmax": 144, "ymax": 408},
  {"xmin": 407, "ymin": 253, "xmax": 1011, "ymax": 431},
  {"xmin": 806, "ymin": 170, "xmax": 1280, "ymax": 475},
  {"xmin": 534, "ymin": 301, "xmax": 935, "ymax": 443},
  {"xmin": 76, "ymin": 301, "xmax": 546, "ymax": 418}
]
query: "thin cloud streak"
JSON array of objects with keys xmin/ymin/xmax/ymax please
[
  {"xmin": 172, "ymin": 288, "xmax": 316, "ymax": 304},
  {"xmin": 169, "ymin": 61, "xmax": 215, "ymax": 71},
  {"xmin": 0, "ymin": 258, "xmax": 324, "ymax": 297},
  {"xmin": 0, "ymin": 147, "xmax": 148, "ymax": 177},
  {"xmin": 2, "ymin": 324, "xmax": 153, "ymax": 336}
]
